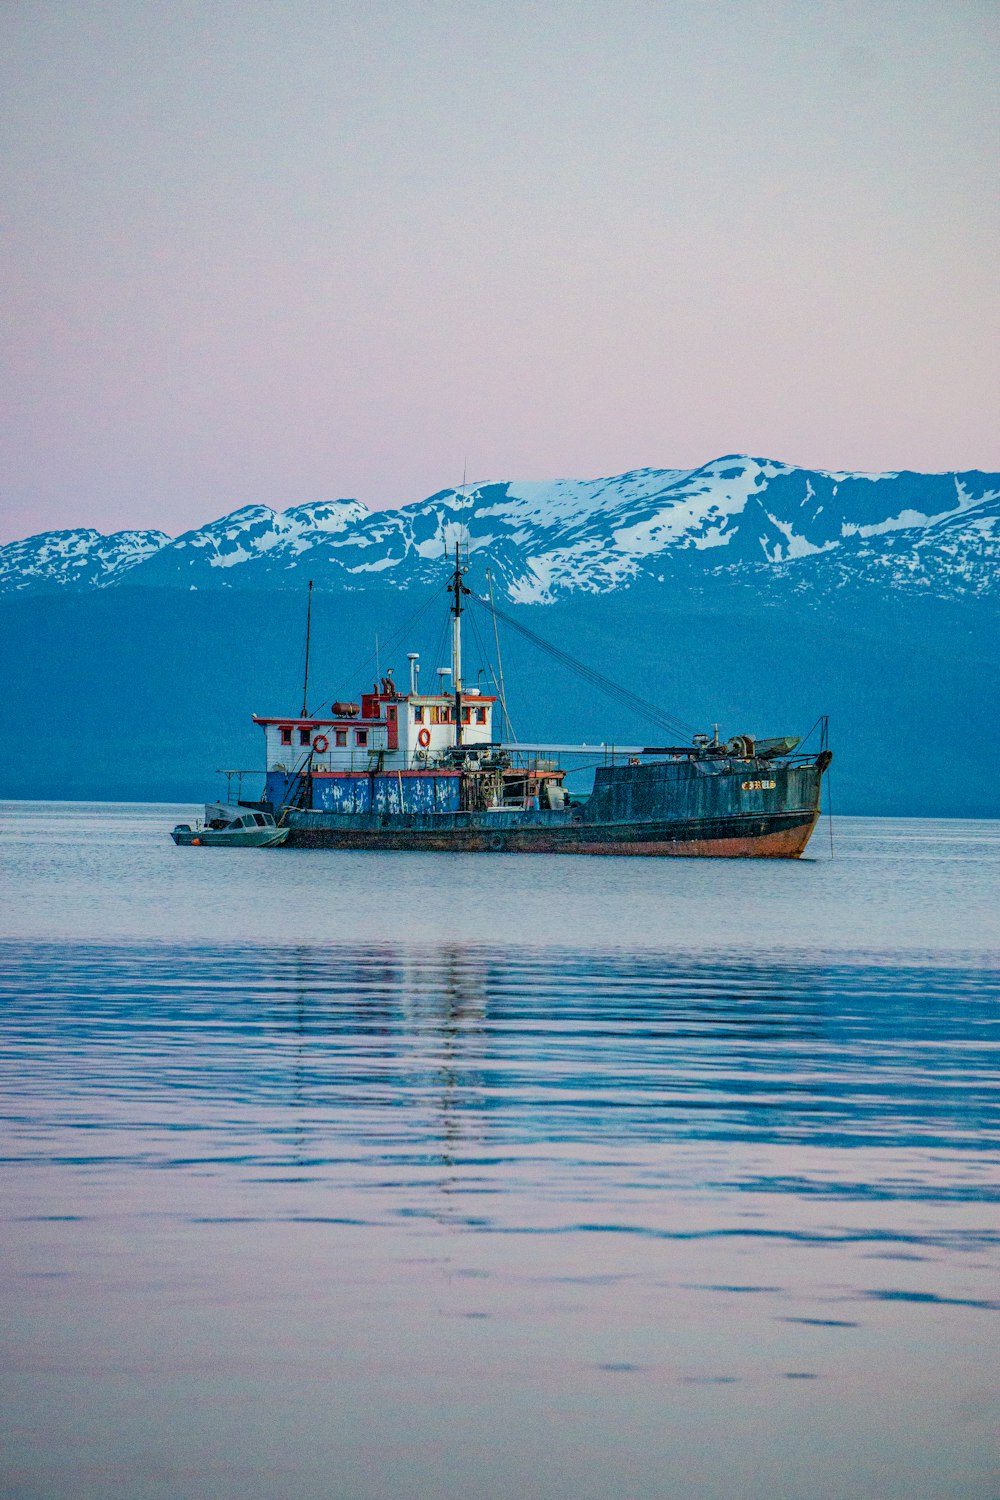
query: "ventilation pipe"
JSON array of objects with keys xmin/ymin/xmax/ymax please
[{"xmin": 408, "ymin": 652, "xmax": 420, "ymax": 695}]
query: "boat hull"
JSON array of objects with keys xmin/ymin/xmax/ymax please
[
  {"xmin": 567, "ymin": 811, "xmax": 820, "ymax": 857},
  {"xmin": 273, "ymin": 755, "xmax": 829, "ymax": 858},
  {"xmin": 283, "ymin": 808, "xmax": 819, "ymax": 857},
  {"xmin": 171, "ymin": 826, "xmax": 290, "ymax": 848}
]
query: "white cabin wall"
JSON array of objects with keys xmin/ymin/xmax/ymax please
[
  {"xmin": 260, "ymin": 694, "xmax": 495, "ymax": 772},
  {"xmin": 263, "ymin": 720, "xmax": 389, "ymax": 772},
  {"xmin": 399, "ymin": 695, "xmax": 494, "ymax": 765}
]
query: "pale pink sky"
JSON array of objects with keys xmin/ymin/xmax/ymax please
[{"xmin": 2, "ymin": 0, "xmax": 998, "ymax": 542}]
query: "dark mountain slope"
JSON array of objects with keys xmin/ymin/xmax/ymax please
[{"xmin": 2, "ymin": 578, "xmax": 996, "ymax": 816}]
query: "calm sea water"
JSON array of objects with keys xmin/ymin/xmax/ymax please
[{"xmin": 1, "ymin": 802, "xmax": 998, "ymax": 1500}]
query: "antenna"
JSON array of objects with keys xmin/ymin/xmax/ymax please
[{"xmin": 300, "ymin": 579, "xmax": 314, "ymax": 717}]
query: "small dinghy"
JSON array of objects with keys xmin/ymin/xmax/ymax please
[{"xmin": 171, "ymin": 806, "xmax": 289, "ymax": 848}]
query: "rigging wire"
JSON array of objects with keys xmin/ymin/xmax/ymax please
[
  {"xmin": 311, "ymin": 583, "xmax": 442, "ymax": 713},
  {"xmin": 430, "ymin": 604, "xmax": 452, "ymax": 692},
  {"xmin": 311, "ymin": 565, "xmax": 693, "ymax": 741},
  {"xmin": 464, "ymin": 602, "xmax": 492, "ymax": 684},
  {"xmin": 466, "ymin": 603, "xmax": 518, "ymax": 741},
  {"xmin": 469, "ymin": 593, "xmax": 696, "ymax": 741},
  {"xmin": 485, "ymin": 567, "xmax": 514, "ymax": 742},
  {"xmin": 796, "ymin": 715, "xmax": 826, "ymax": 753}
]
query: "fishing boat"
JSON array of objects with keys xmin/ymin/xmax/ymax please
[
  {"xmin": 215, "ymin": 551, "xmax": 832, "ymax": 857},
  {"xmin": 171, "ymin": 807, "xmax": 289, "ymax": 848}
]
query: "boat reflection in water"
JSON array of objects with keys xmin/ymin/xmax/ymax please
[{"xmin": 3, "ymin": 926, "xmax": 998, "ymax": 1500}]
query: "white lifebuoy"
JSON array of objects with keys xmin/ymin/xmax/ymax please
[
  {"xmin": 417, "ymin": 727, "xmax": 431, "ymax": 748},
  {"xmin": 313, "ymin": 734, "xmax": 329, "ymax": 753}
]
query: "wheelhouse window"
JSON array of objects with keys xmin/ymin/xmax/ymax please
[
  {"xmin": 299, "ymin": 728, "xmax": 311, "ymax": 746},
  {"xmin": 462, "ymin": 707, "xmax": 471, "ymax": 724},
  {"xmin": 387, "ymin": 705, "xmax": 396, "ymax": 722},
  {"xmin": 280, "ymin": 726, "xmax": 292, "ymax": 745},
  {"xmin": 355, "ymin": 730, "xmax": 368, "ymax": 747},
  {"xmin": 335, "ymin": 730, "xmax": 347, "ymax": 747},
  {"xmin": 413, "ymin": 705, "xmax": 424, "ymax": 723},
  {"xmin": 475, "ymin": 706, "xmax": 487, "ymax": 724}
]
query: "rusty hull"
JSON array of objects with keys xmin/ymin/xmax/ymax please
[
  {"xmin": 286, "ymin": 811, "xmax": 819, "ymax": 857},
  {"xmin": 282, "ymin": 756, "xmax": 828, "ymax": 858}
]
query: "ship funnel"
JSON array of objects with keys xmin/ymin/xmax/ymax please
[{"xmin": 407, "ymin": 652, "xmax": 419, "ymax": 695}]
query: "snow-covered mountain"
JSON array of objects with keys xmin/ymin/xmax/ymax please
[
  {"xmin": 3, "ymin": 457, "xmax": 998, "ymax": 602},
  {"xmin": 0, "ymin": 526, "xmax": 169, "ymax": 593}
]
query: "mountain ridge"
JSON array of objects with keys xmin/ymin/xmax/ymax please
[{"xmin": 3, "ymin": 456, "xmax": 997, "ymax": 604}]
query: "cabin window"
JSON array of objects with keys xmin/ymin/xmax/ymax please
[
  {"xmin": 462, "ymin": 707, "xmax": 471, "ymax": 724},
  {"xmin": 299, "ymin": 728, "xmax": 311, "ymax": 746},
  {"xmin": 356, "ymin": 730, "xmax": 368, "ymax": 747},
  {"xmin": 413, "ymin": 705, "xmax": 424, "ymax": 723},
  {"xmin": 280, "ymin": 726, "xmax": 292, "ymax": 745},
  {"xmin": 335, "ymin": 730, "xmax": 347, "ymax": 747},
  {"xmin": 475, "ymin": 706, "xmax": 487, "ymax": 724},
  {"xmin": 387, "ymin": 705, "xmax": 396, "ymax": 722}
]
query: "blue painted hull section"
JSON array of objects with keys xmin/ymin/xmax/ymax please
[{"xmin": 266, "ymin": 770, "xmax": 460, "ymax": 814}]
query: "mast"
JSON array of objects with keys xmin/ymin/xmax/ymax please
[
  {"xmin": 300, "ymin": 578, "xmax": 313, "ymax": 717},
  {"xmin": 449, "ymin": 541, "xmax": 469, "ymax": 746}
]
